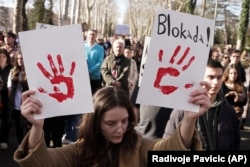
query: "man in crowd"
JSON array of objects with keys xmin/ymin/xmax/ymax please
[
  {"xmin": 101, "ymin": 39, "xmax": 130, "ymax": 95},
  {"xmin": 84, "ymin": 29, "xmax": 104, "ymax": 94},
  {"xmin": 163, "ymin": 59, "xmax": 240, "ymax": 150}
]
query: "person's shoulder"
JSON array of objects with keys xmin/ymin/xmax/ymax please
[
  {"xmin": 7, "ymin": 64, "xmax": 13, "ymax": 70},
  {"xmin": 122, "ymin": 55, "xmax": 131, "ymax": 63},
  {"xmin": 220, "ymin": 99, "xmax": 238, "ymax": 117},
  {"xmin": 104, "ymin": 54, "xmax": 114, "ymax": 61},
  {"xmin": 84, "ymin": 42, "xmax": 89, "ymax": 48},
  {"xmin": 131, "ymin": 59, "xmax": 137, "ymax": 65}
]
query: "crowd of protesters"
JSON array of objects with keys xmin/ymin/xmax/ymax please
[{"xmin": 0, "ymin": 28, "xmax": 249, "ymax": 156}]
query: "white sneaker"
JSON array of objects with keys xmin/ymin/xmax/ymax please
[{"xmin": 0, "ymin": 142, "xmax": 8, "ymax": 149}]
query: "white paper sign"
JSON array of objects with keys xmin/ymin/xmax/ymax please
[
  {"xmin": 138, "ymin": 36, "xmax": 151, "ymax": 87},
  {"xmin": 19, "ymin": 24, "xmax": 94, "ymax": 119},
  {"xmin": 115, "ymin": 24, "xmax": 130, "ymax": 35},
  {"xmin": 36, "ymin": 22, "xmax": 55, "ymax": 29},
  {"xmin": 137, "ymin": 8, "xmax": 215, "ymax": 112}
]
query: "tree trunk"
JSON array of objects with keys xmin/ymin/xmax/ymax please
[
  {"xmin": 187, "ymin": 0, "xmax": 197, "ymax": 14},
  {"xmin": 85, "ymin": 0, "xmax": 95, "ymax": 27},
  {"xmin": 70, "ymin": 0, "xmax": 76, "ymax": 24},
  {"xmin": 74, "ymin": 0, "xmax": 81, "ymax": 24},
  {"xmin": 13, "ymin": 0, "xmax": 23, "ymax": 33},
  {"xmin": 22, "ymin": 0, "xmax": 28, "ymax": 31},
  {"xmin": 63, "ymin": 0, "xmax": 69, "ymax": 20},
  {"xmin": 236, "ymin": 0, "xmax": 249, "ymax": 50},
  {"xmin": 200, "ymin": 0, "xmax": 207, "ymax": 17},
  {"xmin": 58, "ymin": 0, "xmax": 62, "ymax": 25}
]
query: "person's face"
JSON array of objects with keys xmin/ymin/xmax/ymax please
[
  {"xmin": 138, "ymin": 49, "xmax": 143, "ymax": 56},
  {"xmin": 230, "ymin": 52, "xmax": 240, "ymax": 64},
  {"xmin": 113, "ymin": 42, "xmax": 124, "ymax": 56},
  {"xmin": 228, "ymin": 68, "xmax": 238, "ymax": 82},
  {"xmin": 124, "ymin": 49, "xmax": 131, "ymax": 59},
  {"xmin": 131, "ymin": 43, "xmax": 137, "ymax": 50},
  {"xmin": 211, "ymin": 51, "xmax": 219, "ymax": 61},
  {"xmin": 87, "ymin": 30, "xmax": 97, "ymax": 43},
  {"xmin": 16, "ymin": 54, "xmax": 23, "ymax": 66},
  {"xmin": 100, "ymin": 106, "xmax": 130, "ymax": 144},
  {"xmin": 204, "ymin": 67, "xmax": 223, "ymax": 96},
  {"xmin": 4, "ymin": 36, "xmax": 15, "ymax": 45},
  {"xmin": 0, "ymin": 53, "xmax": 7, "ymax": 67},
  {"xmin": 221, "ymin": 54, "xmax": 230, "ymax": 64}
]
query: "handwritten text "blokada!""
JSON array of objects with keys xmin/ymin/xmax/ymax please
[{"xmin": 157, "ymin": 13, "xmax": 211, "ymax": 47}]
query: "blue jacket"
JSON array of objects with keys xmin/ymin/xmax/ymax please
[{"xmin": 84, "ymin": 43, "xmax": 104, "ymax": 80}]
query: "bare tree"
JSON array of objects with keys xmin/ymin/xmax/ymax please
[
  {"xmin": 74, "ymin": 0, "xmax": 81, "ymax": 24},
  {"xmin": 62, "ymin": 0, "xmax": 69, "ymax": 20},
  {"xmin": 58, "ymin": 0, "xmax": 62, "ymax": 25},
  {"xmin": 70, "ymin": 0, "xmax": 76, "ymax": 24},
  {"xmin": 200, "ymin": 0, "xmax": 207, "ymax": 17},
  {"xmin": 13, "ymin": 0, "xmax": 23, "ymax": 33},
  {"xmin": 236, "ymin": 0, "xmax": 249, "ymax": 50},
  {"xmin": 85, "ymin": 0, "xmax": 96, "ymax": 27}
]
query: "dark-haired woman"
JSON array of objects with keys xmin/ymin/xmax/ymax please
[
  {"xmin": 0, "ymin": 48, "xmax": 12, "ymax": 149},
  {"xmin": 14, "ymin": 84, "xmax": 210, "ymax": 167},
  {"xmin": 7, "ymin": 51, "xmax": 30, "ymax": 145}
]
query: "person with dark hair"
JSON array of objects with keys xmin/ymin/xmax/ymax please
[
  {"xmin": 222, "ymin": 63, "xmax": 248, "ymax": 120},
  {"xmin": 0, "ymin": 31, "xmax": 5, "ymax": 47},
  {"xmin": 209, "ymin": 48, "xmax": 220, "ymax": 61},
  {"xmin": 164, "ymin": 59, "xmax": 240, "ymax": 150},
  {"xmin": 1, "ymin": 31, "xmax": 20, "ymax": 66},
  {"xmin": 0, "ymin": 48, "xmax": 13, "ymax": 149},
  {"xmin": 123, "ymin": 47, "xmax": 138, "ymax": 98},
  {"xmin": 229, "ymin": 49, "xmax": 246, "ymax": 83},
  {"xmin": 7, "ymin": 51, "xmax": 30, "ymax": 144},
  {"xmin": 14, "ymin": 85, "xmax": 210, "ymax": 166},
  {"xmin": 103, "ymin": 36, "xmax": 112, "ymax": 56}
]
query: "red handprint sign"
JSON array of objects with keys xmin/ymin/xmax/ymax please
[
  {"xmin": 154, "ymin": 45, "xmax": 195, "ymax": 94},
  {"xmin": 37, "ymin": 54, "xmax": 76, "ymax": 102}
]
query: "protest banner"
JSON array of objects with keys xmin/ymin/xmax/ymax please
[
  {"xmin": 115, "ymin": 24, "xmax": 130, "ymax": 35},
  {"xmin": 36, "ymin": 22, "xmax": 55, "ymax": 29},
  {"xmin": 19, "ymin": 24, "xmax": 94, "ymax": 119},
  {"xmin": 137, "ymin": 8, "xmax": 215, "ymax": 112},
  {"xmin": 138, "ymin": 36, "xmax": 151, "ymax": 86}
]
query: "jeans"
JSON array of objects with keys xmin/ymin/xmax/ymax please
[{"xmin": 64, "ymin": 114, "xmax": 81, "ymax": 142}]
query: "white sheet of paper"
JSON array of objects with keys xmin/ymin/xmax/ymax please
[
  {"xmin": 36, "ymin": 22, "xmax": 55, "ymax": 29},
  {"xmin": 137, "ymin": 8, "xmax": 215, "ymax": 112},
  {"xmin": 138, "ymin": 36, "xmax": 151, "ymax": 87},
  {"xmin": 19, "ymin": 24, "xmax": 94, "ymax": 119}
]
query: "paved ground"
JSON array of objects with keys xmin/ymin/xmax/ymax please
[{"xmin": 1, "ymin": 115, "xmax": 250, "ymax": 166}]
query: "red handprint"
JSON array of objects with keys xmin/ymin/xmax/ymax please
[
  {"xmin": 154, "ymin": 45, "xmax": 195, "ymax": 95},
  {"xmin": 37, "ymin": 54, "xmax": 76, "ymax": 102}
]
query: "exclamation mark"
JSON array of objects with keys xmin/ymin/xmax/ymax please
[
  {"xmin": 207, "ymin": 27, "xmax": 210, "ymax": 47},
  {"xmin": 159, "ymin": 49, "xmax": 163, "ymax": 62}
]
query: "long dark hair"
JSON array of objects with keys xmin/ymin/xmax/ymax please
[
  {"xmin": 0, "ymin": 48, "xmax": 11, "ymax": 65},
  {"xmin": 10, "ymin": 52, "xmax": 28, "ymax": 94},
  {"xmin": 76, "ymin": 86, "xmax": 138, "ymax": 167},
  {"xmin": 223, "ymin": 63, "xmax": 244, "ymax": 92}
]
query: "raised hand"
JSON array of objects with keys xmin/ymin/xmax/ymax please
[
  {"xmin": 37, "ymin": 54, "xmax": 76, "ymax": 102},
  {"xmin": 225, "ymin": 91, "xmax": 239, "ymax": 102},
  {"xmin": 21, "ymin": 90, "xmax": 44, "ymax": 127},
  {"xmin": 153, "ymin": 45, "xmax": 195, "ymax": 94}
]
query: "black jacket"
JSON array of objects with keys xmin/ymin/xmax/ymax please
[{"xmin": 163, "ymin": 90, "xmax": 240, "ymax": 150}]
